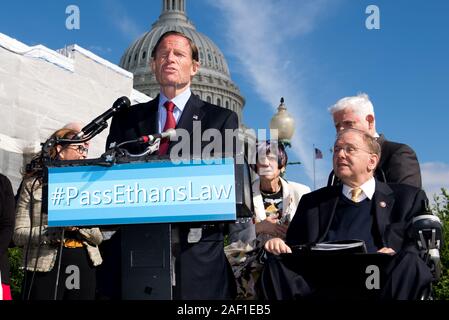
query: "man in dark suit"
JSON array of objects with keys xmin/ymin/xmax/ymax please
[
  {"xmin": 262, "ymin": 128, "xmax": 432, "ymax": 299},
  {"xmin": 104, "ymin": 31, "xmax": 238, "ymax": 299},
  {"xmin": 328, "ymin": 93, "xmax": 421, "ymax": 188}
]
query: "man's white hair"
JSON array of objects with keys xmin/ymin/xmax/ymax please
[{"xmin": 329, "ymin": 93, "xmax": 375, "ymax": 119}]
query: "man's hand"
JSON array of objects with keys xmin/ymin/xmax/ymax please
[
  {"xmin": 377, "ymin": 247, "xmax": 396, "ymax": 255},
  {"xmin": 264, "ymin": 238, "xmax": 292, "ymax": 255}
]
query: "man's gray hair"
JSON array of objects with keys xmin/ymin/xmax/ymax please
[{"xmin": 329, "ymin": 93, "xmax": 375, "ymax": 120}]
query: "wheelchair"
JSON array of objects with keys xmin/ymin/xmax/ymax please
[
  {"xmin": 412, "ymin": 212, "xmax": 444, "ymax": 300},
  {"xmin": 327, "ymin": 170, "xmax": 445, "ymax": 300}
]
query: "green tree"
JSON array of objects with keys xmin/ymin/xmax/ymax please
[
  {"xmin": 432, "ymin": 188, "xmax": 449, "ymax": 300},
  {"xmin": 7, "ymin": 246, "xmax": 23, "ymax": 299}
]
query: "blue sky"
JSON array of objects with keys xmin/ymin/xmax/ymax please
[{"xmin": 1, "ymin": 0, "xmax": 448, "ymax": 199}]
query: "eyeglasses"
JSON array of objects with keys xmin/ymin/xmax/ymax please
[
  {"xmin": 333, "ymin": 145, "xmax": 371, "ymax": 155},
  {"xmin": 68, "ymin": 145, "xmax": 89, "ymax": 154}
]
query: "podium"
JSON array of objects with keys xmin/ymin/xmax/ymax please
[{"xmin": 44, "ymin": 156, "xmax": 253, "ymax": 299}]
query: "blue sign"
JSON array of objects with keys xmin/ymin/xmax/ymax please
[{"xmin": 47, "ymin": 159, "xmax": 236, "ymax": 226}]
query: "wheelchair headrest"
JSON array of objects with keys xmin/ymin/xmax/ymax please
[{"xmin": 413, "ymin": 214, "xmax": 441, "ymax": 228}]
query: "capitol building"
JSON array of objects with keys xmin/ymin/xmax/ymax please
[
  {"xmin": 120, "ymin": 0, "xmax": 245, "ymax": 125},
  {"xmin": 0, "ymin": 0, "xmax": 250, "ymax": 190}
]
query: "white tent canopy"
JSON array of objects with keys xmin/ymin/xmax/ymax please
[{"xmin": 0, "ymin": 32, "xmax": 151, "ymax": 191}]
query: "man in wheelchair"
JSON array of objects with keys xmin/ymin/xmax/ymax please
[{"xmin": 261, "ymin": 128, "xmax": 442, "ymax": 300}]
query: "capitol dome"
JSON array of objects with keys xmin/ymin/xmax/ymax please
[{"xmin": 120, "ymin": 0, "xmax": 245, "ymax": 124}]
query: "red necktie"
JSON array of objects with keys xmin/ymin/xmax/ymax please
[{"xmin": 158, "ymin": 101, "xmax": 176, "ymax": 155}]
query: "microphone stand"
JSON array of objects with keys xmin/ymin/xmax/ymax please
[
  {"xmin": 101, "ymin": 138, "xmax": 162, "ymax": 165},
  {"xmin": 36, "ymin": 119, "xmax": 112, "ymax": 299},
  {"xmin": 99, "ymin": 128, "xmax": 177, "ymax": 165},
  {"xmin": 41, "ymin": 121, "xmax": 108, "ymax": 166}
]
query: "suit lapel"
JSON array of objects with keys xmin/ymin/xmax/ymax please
[
  {"xmin": 170, "ymin": 94, "xmax": 206, "ymax": 152},
  {"xmin": 176, "ymin": 94, "xmax": 206, "ymax": 133},
  {"xmin": 317, "ymin": 186, "xmax": 341, "ymax": 242},
  {"xmin": 137, "ymin": 96, "xmax": 158, "ymax": 136},
  {"xmin": 372, "ymin": 181, "xmax": 395, "ymax": 246}
]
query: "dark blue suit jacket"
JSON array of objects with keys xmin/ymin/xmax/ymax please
[
  {"xmin": 377, "ymin": 134, "xmax": 422, "ymax": 189},
  {"xmin": 106, "ymin": 93, "xmax": 238, "ymax": 299},
  {"xmin": 286, "ymin": 180, "xmax": 428, "ymax": 254}
]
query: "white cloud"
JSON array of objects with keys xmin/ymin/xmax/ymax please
[
  {"xmin": 421, "ymin": 162, "xmax": 449, "ymax": 202},
  {"xmin": 102, "ymin": 0, "xmax": 142, "ymax": 41},
  {"xmin": 209, "ymin": 0, "xmax": 335, "ymax": 183},
  {"xmin": 115, "ymin": 17, "xmax": 142, "ymax": 41}
]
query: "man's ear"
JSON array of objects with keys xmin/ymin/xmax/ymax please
[
  {"xmin": 191, "ymin": 60, "xmax": 199, "ymax": 77},
  {"xmin": 368, "ymin": 153, "xmax": 379, "ymax": 171},
  {"xmin": 366, "ymin": 114, "xmax": 375, "ymax": 131}
]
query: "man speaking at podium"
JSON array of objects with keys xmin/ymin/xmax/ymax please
[
  {"xmin": 105, "ymin": 31, "xmax": 238, "ymax": 299},
  {"xmin": 263, "ymin": 128, "xmax": 433, "ymax": 300}
]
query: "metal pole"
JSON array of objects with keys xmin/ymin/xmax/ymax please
[{"xmin": 313, "ymin": 144, "xmax": 316, "ymax": 190}]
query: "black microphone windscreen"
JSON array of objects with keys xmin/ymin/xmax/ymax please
[{"xmin": 114, "ymin": 96, "xmax": 131, "ymax": 110}]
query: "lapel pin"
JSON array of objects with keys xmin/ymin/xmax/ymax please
[
  {"xmin": 379, "ymin": 201, "xmax": 387, "ymax": 208},
  {"xmin": 193, "ymin": 115, "xmax": 198, "ymax": 120}
]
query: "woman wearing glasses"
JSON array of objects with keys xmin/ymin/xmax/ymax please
[{"xmin": 14, "ymin": 128, "xmax": 103, "ymax": 300}]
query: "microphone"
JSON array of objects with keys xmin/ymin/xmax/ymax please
[
  {"xmin": 74, "ymin": 96, "xmax": 131, "ymax": 139},
  {"xmin": 138, "ymin": 128, "xmax": 177, "ymax": 144}
]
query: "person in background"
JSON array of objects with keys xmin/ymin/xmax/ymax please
[
  {"xmin": 328, "ymin": 93, "xmax": 421, "ymax": 188},
  {"xmin": 0, "ymin": 174, "xmax": 15, "ymax": 300},
  {"xmin": 14, "ymin": 122, "xmax": 89, "ymax": 205},
  {"xmin": 63, "ymin": 122, "xmax": 90, "ymax": 148},
  {"xmin": 14, "ymin": 128, "xmax": 103, "ymax": 300},
  {"xmin": 252, "ymin": 141, "xmax": 310, "ymax": 244},
  {"xmin": 262, "ymin": 128, "xmax": 432, "ymax": 300},
  {"xmin": 226, "ymin": 140, "xmax": 310, "ymax": 299}
]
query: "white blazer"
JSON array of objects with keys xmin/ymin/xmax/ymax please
[{"xmin": 252, "ymin": 177, "xmax": 311, "ymax": 223}]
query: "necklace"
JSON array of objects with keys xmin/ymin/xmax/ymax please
[{"xmin": 260, "ymin": 182, "xmax": 282, "ymax": 196}]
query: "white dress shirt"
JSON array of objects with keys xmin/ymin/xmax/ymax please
[
  {"xmin": 157, "ymin": 89, "xmax": 192, "ymax": 133},
  {"xmin": 342, "ymin": 177, "xmax": 376, "ymax": 202}
]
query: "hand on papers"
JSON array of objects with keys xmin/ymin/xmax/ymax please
[
  {"xmin": 377, "ymin": 247, "xmax": 396, "ymax": 255},
  {"xmin": 264, "ymin": 238, "xmax": 292, "ymax": 255}
]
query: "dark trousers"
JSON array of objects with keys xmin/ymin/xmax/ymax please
[
  {"xmin": 260, "ymin": 248, "xmax": 433, "ymax": 300},
  {"xmin": 96, "ymin": 226, "xmax": 236, "ymax": 300},
  {"xmin": 174, "ymin": 225, "xmax": 236, "ymax": 300},
  {"xmin": 22, "ymin": 247, "xmax": 96, "ymax": 300},
  {"xmin": 96, "ymin": 231, "xmax": 121, "ymax": 300},
  {"xmin": 381, "ymin": 247, "xmax": 433, "ymax": 300}
]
